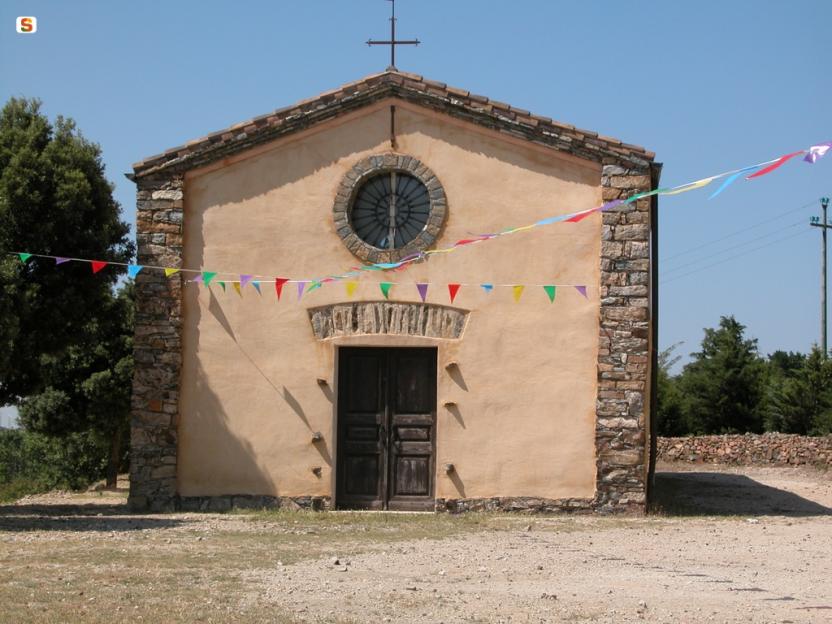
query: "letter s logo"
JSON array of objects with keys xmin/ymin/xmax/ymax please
[{"xmin": 16, "ymin": 17, "xmax": 37, "ymax": 33}]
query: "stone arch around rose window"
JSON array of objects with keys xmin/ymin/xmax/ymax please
[{"xmin": 333, "ymin": 153, "xmax": 447, "ymax": 264}]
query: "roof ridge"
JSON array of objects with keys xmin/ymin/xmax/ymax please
[{"xmin": 132, "ymin": 70, "xmax": 654, "ymax": 177}]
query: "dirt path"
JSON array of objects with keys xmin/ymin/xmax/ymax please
[{"xmin": 1, "ymin": 463, "xmax": 830, "ymax": 623}]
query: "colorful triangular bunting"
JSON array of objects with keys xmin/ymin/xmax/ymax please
[
  {"xmin": 251, "ymin": 281, "xmax": 262, "ymax": 294},
  {"xmin": 240, "ymin": 274, "xmax": 253, "ymax": 288},
  {"xmin": 127, "ymin": 265, "xmax": 143, "ymax": 278},
  {"xmin": 543, "ymin": 285, "xmax": 556, "ymax": 302},
  {"xmin": 416, "ymin": 283, "xmax": 429, "ymax": 302},
  {"xmin": 512, "ymin": 285, "xmax": 525, "ymax": 302},
  {"xmin": 448, "ymin": 283, "xmax": 461, "ymax": 304},
  {"xmin": 575, "ymin": 285, "xmax": 588, "ymax": 299},
  {"xmin": 805, "ymin": 141, "xmax": 832, "ymax": 164},
  {"xmin": 55, "ymin": 257, "xmax": 71, "ymax": 265},
  {"xmin": 91, "ymin": 261, "xmax": 108, "ymax": 274},
  {"xmin": 380, "ymin": 282, "xmax": 392, "ymax": 299},
  {"xmin": 275, "ymin": 277, "xmax": 289, "ymax": 300},
  {"xmin": 17, "ymin": 253, "xmax": 32, "ymax": 263},
  {"xmin": 202, "ymin": 271, "xmax": 217, "ymax": 285},
  {"xmin": 218, "ymin": 281, "xmax": 226, "ymax": 292},
  {"xmin": 481, "ymin": 283, "xmax": 494, "ymax": 294},
  {"xmin": 346, "ymin": 281, "xmax": 358, "ymax": 297},
  {"xmin": 747, "ymin": 151, "xmax": 805, "ymax": 179},
  {"xmin": 232, "ymin": 282, "xmax": 242, "ymax": 296},
  {"xmin": 297, "ymin": 281, "xmax": 307, "ymax": 300},
  {"xmin": 164, "ymin": 268, "xmax": 180, "ymax": 278}
]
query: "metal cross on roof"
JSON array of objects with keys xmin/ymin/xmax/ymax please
[{"xmin": 367, "ymin": 0, "xmax": 420, "ymax": 71}]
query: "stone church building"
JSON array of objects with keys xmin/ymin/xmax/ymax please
[{"xmin": 128, "ymin": 70, "xmax": 660, "ymax": 514}]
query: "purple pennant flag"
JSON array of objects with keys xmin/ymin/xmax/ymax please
[
  {"xmin": 416, "ymin": 283, "xmax": 429, "ymax": 302},
  {"xmin": 600, "ymin": 199, "xmax": 624, "ymax": 211},
  {"xmin": 240, "ymin": 274, "xmax": 253, "ymax": 288},
  {"xmin": 297, "ymin": 281, "xmax": 307, "ymax": 300},
  {"xmin": 192, "ymin": 274, "xmax": 203, "ymax": 283},
  {"xmin": 54, "ymin": 257, "xmax": 71, "ymax": 265},
  {"xmin": 574, "ymin": 285, "xmax": 588, "ymax": 299},
  {"xmin": 805, "ymin": 141, "xmax": 832, "ymax": 164}
]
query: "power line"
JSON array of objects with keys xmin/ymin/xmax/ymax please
[
  {"xmin": 661, "ymin": 197, "xmax": 819, "ymax": 263},
  {"xmin": 661, "ymin": 228, "xmax": 812, "ymax": 285},
  {"xmin": 662, "ymin": 219, "xmax": 805, "ymax": 276}
]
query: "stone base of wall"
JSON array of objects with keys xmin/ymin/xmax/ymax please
[
  {"xmin": 658, "ymin": 434, "xmax": 832, "ymax": 467},
  {"xmin": 129, "ymin": 494, "xmax": 651, "ymax": 515},
  {"xmin": 436, "ymin": 497, "xmax": 595, "ymax": 514},
  {"xmin": 128, "ymin": 495, "xmax": 331, "ymax": 513}
]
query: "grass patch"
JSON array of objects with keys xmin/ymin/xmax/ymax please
[
  {"xmin": 0, "ymin": 477, "xmax": 48, "ymax": 503},
  {"xmin": 0, "ymin": 508, "xmax": 516, "ymax": 623}
]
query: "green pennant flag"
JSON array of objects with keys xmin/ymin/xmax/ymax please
[
  {"xmin": 543, "ymin": 285, "xmax": 556, "ymax": 303},
  {"xmin": 202, "ymin": 271, "xmax": 218, "ymax": 285},
  {"xmin": 218, "ymin": 281, "xmax": 226, "ymax": 292},
  {"xmin": 18, "ymin": 253, "xmax": 32, "ymax": 263},
  {"xmin": 380, "ymin": 282, "xmax": 392, "ymax": 299}
]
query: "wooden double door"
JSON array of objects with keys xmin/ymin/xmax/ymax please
[{"xmin": 336, "ymin": 347, "xmax": 437, "ymax": 511}]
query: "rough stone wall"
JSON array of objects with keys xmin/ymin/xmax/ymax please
[
  {"xmin": 658, "ymin": 434, "xmax": 832, "ymax": 467},
  {"xmin": 593, "ymin": 166, "xmax": 653, "ymax": 514},
  {"xmin": 128, "ymin": 174, "xmax": 185, "ymax": 512}
]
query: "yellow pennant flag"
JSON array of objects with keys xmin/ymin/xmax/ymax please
[
  {"xmin": 164, "ymin": 268, "xmax": 180, "ymax": 278},
  {"xmin": 232, "ymin": 282, "xmax": 242, "ymax": 297},
  {"xmin": 346, "ymin": 281, "xmax": 358, "ymax": 297},
  {"xmin": 512, "ymin": 285, "xmax": 525, "ymax": 302},
  {"xmin": 662, "ymin": 177, "xmax": 715, "ymax": 196}
]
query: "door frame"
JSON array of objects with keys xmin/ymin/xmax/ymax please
[{"xmin": 334, "ymin": 346, "xmax": 438, "ymax": 511}]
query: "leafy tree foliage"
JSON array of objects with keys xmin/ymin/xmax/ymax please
[
  {"xmin": 0, "ymin": 97, "xmax": 134, "ymax": 487},
  {"xmin": 657, "ymin": 321, "xmax": 832, "ymax": 436},
  {"xmin": 763, "ymin": 347, "xmax": 832, "ymax": 435},
  {"xmin": 679, "ymin": 316, "xmax": 766, "ymax": 434},
  {"xmin": 656, "ymin": 342, "xmax": 688, "ymax": 436}
]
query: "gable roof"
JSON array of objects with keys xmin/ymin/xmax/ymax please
[{"xmin": 131, "ymin": 70, "xmax": 655, "ymax": 179}]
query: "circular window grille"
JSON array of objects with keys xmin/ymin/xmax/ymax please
[
  {"xmin": 333, "ymin": 154, "xmax": 447, "ymax": 263},
  {"xmin": 351, "ymin": 171, "xmax": 430, "ymax": 250}
]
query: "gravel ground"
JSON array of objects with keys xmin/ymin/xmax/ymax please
[
  {"xmin": 256, "ymin": 463, "xmax": 832, "ymax": 624},
  {"xmin": 1, "ymin": 463, "xmax": 830, "ymax": 624}
]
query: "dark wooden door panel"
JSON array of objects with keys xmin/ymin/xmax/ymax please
[
  {"xmin": 388, "ymin": 349, "xmax": 436, "ymax": 511},
  {"xmin": 337, "ymin": 349, "xmax": 386, "ymax": 510},
  {"xmin": 337, "ymin": 347, "xmax": 436, "ymax": 511}
]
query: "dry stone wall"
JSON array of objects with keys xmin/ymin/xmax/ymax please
[{"xmin": 658, "ymin": 434, "xmax": 832, "ymax": 467}]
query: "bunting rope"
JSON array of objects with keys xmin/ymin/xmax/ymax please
[{"xmin": 9, "ymin": 139, "xmax": 831, "ymax": 300}]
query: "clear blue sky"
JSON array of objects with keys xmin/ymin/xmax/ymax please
[{"xmin": 1, "ymin": 0, "xmax": 830, "ymax": 374}]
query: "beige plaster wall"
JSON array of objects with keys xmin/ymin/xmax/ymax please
[{"xmin": 178, "ymin": 100, "xmax": 602, "ymax": 500}]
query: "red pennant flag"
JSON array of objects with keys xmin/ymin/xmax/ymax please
[
  {"xmin": 275, "ymin": 277, "xmax": 289, "ymax": 300},
  {"xmin": 448, "ymin": 283, "xmax": 461, "ymax": 303},
  {"xmin": 565, "ymin": 208, "xmax": 598, "ymax": 223},
  {"xmin": 91, "ymin": 261, "xmax": 108, "ymax": 274},
  {"xmin": 747, "ymin": 151, "xmax": 804, "ymax": 179}
]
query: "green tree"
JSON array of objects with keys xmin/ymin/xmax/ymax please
[
  {"xmin": 0, "ymin": 97, "xmax": 133, "ymax": 487},
  {"xmin": 656, "ymin": 342, "xmax": 688, "ymax": 436},
  {"xmin": 764, "ymin": 347, "xmax": 832, "ymax": 435},
  {"xmin": 679, "ymin": 316, "xmax": 766, "ymax": 434}
]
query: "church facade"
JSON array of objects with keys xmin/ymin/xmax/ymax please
[{"xmin": 128, "ymin": 71, "xmax": 660, "ymax": 514}]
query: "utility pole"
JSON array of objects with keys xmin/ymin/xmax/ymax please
[{"xmin": 810, "ymin": 196, "xmax": 831, "ymax": 356}]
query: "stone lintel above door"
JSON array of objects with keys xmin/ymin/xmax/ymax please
[{"xmin": 308, "ymin": 301, "xmax": 468, "ymax": 340}]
